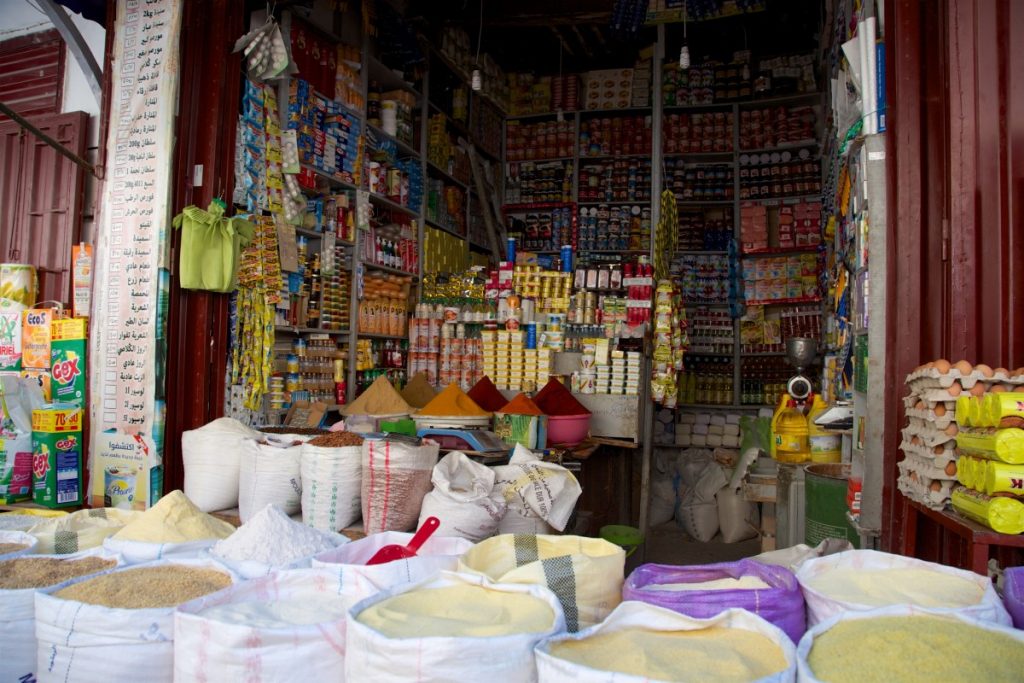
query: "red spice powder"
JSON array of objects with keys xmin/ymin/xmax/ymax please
[
  {"xmin": 467, "ymin": 376, "xmax": 508, "ymax": 412},
  {"xmin": 533, "ymin": 378, "xmax": 590, "ymax": 416}
]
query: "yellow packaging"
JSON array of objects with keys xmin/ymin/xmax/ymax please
[
  {"xmin": 980, "ymin": 460, "xmax": 1024, "ymax": 496},
  {"xmin": 983, "ymin": 393, "xmax": 1024, "ymax": 427},
  {"xmin": 21, "ymin": 369, "xmax": 52, "ymax": 401},
  {"xmin": 956, "ymin": 396, "xmax": 974, "ymax": 426},
  {"xmin": 22, "ymin": 308, "xmax": 52, "ymax": 369},
  {"xmin": 951, "ymin": 485, "xmax": 1024, "ymax": 534},
  {"xmin": 955, "ymin": 427, "xmax": 1024, "ymax": 464}
]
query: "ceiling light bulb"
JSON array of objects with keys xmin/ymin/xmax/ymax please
[
  {"xmin": 742, "ymin": 64, "xmax": 750, "ymax": 80},
  {"xmin": 679, "ymin": 45, "xmax": 690, "ymax": 69},
  {"xmin": 471, "ymin": 69, "xmax": 482, "ymax": 91}
]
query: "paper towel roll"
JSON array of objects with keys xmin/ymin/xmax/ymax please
[
  {"xmin": 725, "ymin": 414, "xmax": 741, "ymax": 425},
  {"xmin": 707, "ymin": 424, "xmax": 724, "ymax": 436},
  {"xmin": 722, "ymin": 435, "xmax": 741, "ymax": 448},
  {"xmin": 676, "ymin": 433, "xmax": 692, "ymax": 447},
  {"xmin": 692, "ymin": 423, "xmax": 709, "ymax": 436},
  {"xmin": 706, "ymin": 434, "xmax": 723, "ymax": 447},
  {"xmin": 709, "ymin": 415, "xmax": 726, "ymax": 426},
  {"xmin": 691, "ymin": 434, "xmax": 707, "ymax": 447},
  {"xmin": 694, "ymin": 413, "xmax": 711, "ymax": 425},
  {"xmin": 723, "ymin": 424, "xmax": 740, "ymax": 437}
]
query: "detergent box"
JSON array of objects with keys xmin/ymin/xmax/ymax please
[
  {"xmin": 50, "ymin": 318, "xmax": 87, "ymax": 406},
  {"xmin": 32, "ymin": 406, "xmax": 83, "ymax": 508},
  {"xmin": 22, "ymin": 308, "xmax": 52, "ymax": 369},
  {"xmin": 0, "ymin": 312, "xmax": 21, "ymax": 371}
]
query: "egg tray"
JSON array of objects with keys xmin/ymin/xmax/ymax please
[
  {"xmin": 898, "ymin": 448, "xmax": 958, "ymax": 478},
  {"xmin": 905, "ymin": 366, "xmax": 1024, "ymax": 386},
  {"xmin": 903, "ymin": 406, "xmax": 957, "ymax": 430},
  {"xmin": 898, "ymin": 465, "xmax": 955, "ymax": 509},
  {"xmin": 899, "ymin": 439, "xmax": 958, "ymax": 462},
  {"xmin": 901, "ymin": 425, "xmax": 957, "ymax": 449}
]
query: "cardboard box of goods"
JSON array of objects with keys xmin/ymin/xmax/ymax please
[
  {"xmin": 90, "ymin": 429, "xmax": 163, "ymax": 510},
  {"xmin": 0, "ymin": 312, "xmax": 21, "ymax": 371},
  {"xmin": 787, "ymin": 282, "xmax": 805, "ymax": 299},
  {"xmin": 32, "ymin": 406, "xmax": 82, "ymax": 508},
  {"xmin": 50, "ymin": 318, "xmax": 87, "ymax": 407},
  {"xmin": 22, "ymin": 308, "xmax": 52, "ymax": 369}
]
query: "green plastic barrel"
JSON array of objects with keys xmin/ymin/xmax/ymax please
[{"xmin": 804, "ymin": 464, "xmax": 860, "ymax": 548}]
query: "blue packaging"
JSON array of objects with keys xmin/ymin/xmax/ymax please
[
  {"xmin": 506, "ymin": 237, "xmax": 517, "ymax": 263},
  {"xmin": 525, "ymin": 323, "xmax": 537, "ymax": 349},
  {"xmin": 560, "ymin": 245, "xmax": 574, "ymax": 272}
]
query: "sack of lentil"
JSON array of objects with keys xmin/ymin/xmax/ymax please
[
  {"xmin": 622, "ymin": 559, "xmax": 806, "ymax": 643},
  {"xmin": 239, "ymin": 436, "xmax": 304, "ymax": 522},
  {"xmin": 174, "ymin": 567, "xmax": 353, "ymax": 681},
  {"xmin": 28, "ymin": 507, "xmax": 142, "ymax": 555},
  {"xmin": 182, "ymin": 417, "xmax": 260, "ymax": 512},
  {"xmin": 346, "ymin": 570, "xmax": 565, "ymax": 683},
  {"xmin": 300, "ymin": 432, "xmax": 364, "ymax": 532},
  {"xmin": 0, "ymin": 548, "xmax": 121, "ymax": 683},
  {"xmin": 34, "ymin": 558, "xmax": 238, "ymax": 683},
  {"xmin": 0, "ymin": 529, "xmax": 37, "ymax": 559},
  {"xmin": 796, "ymin": 549, "xmax": 1011, "ymax": 627},
  {"xmin": 419, "ymin": 451, "xmax": 507, "ymax": 542},
  {"xmin": 536, "ymin": 602, "xmax": 797, "ymax": 683},
  {"xmin": 458, "ymin": 534, "xmax": 625, "ymax": 632},
  {"xmin": 361, "ymin": 436, "xmax": 439, "ymax": 534},
  {"xmin": 796, "ymin": 605, "xmax": 1024, "ymax": 683}
]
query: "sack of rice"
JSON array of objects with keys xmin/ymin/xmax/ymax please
[
  {"xmin": 35, "ymin": 559, "xmax": 237, "ymax": 683},
  {"xmin": 182, "ymin": 417, "xmax": 260, "ymax": 512},
  {"xmin": 102, "ymin": 490, "xmax": 235, "ymax": 563},
  {"xmin": 796, "ymin": 605, "xmax": 1024, "ymax": 683},
  {"xmin": 346, "ymin": 571, "xmax": 565, "ymax": 683},
  {"xmin": 0, "ymin": 529, "xmax": 37, "ymax": 559},
  {"xmin": 536, "ymin": 602, "xmax": 797, "ymax": 683},
  {"xmin": 796, "ymin": 549, "xmax": 1010, "ymax": 626},
  {"xmin": 623, "ymin": 559, "xmax": 806, "ymax": 643},
  {"xmin": 175, "ymin": 568, "xmax": 352, "ymax": 682},
  {"xmin": 0, "ymin": 549, "xmax": 120, "ymax": 683},
  {"xmin": 239, "ymin": 436, "xmax": 304, "ymax": 522}
]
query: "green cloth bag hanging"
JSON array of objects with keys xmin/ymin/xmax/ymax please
[{"xmin": 172, "ymin": 200, "xmax": 255, "ymax": 292}]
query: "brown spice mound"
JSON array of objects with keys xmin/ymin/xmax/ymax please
[
  {"xmin": 0, "ymin": 557, "xmax": 116, "ymax": 590},
  {"xmin": 308, "ymin": 431, "xmax": 364, "ymax": 447},
  {"xmin": 55, "ymin": 565, "xmax": 232, "ymax": 608},
  {"xmin": 259, "ymin": 427, "xmax": 329, "ymax": 436},
  {"xmin": 0, "ymin": 542, "xmax": 29, "ymax": 555}
]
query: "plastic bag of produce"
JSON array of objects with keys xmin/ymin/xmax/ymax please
[
  {"xmin": 1003, "ymin": 566, "xmax": 1024, "ymax": 629},
  {"xmin": 175, "ymin": 567, "xmax": 353, "ymax": 682},
  {"xmin": 182, "ymin": 417, "xmax": 260, "ymax": 512},
  {"xmin": 796, "ymin": 549, "xmax": 1010, "ymax": 626},
  {"xmin": 0, "ymin": 548, "xmax": 121, "ymax": 683},
  {"xmin": 419, "ymin": 451, "xmax": 506, "ymax": 541},
  {"xmin": 0, "ymin": 529, "xmax": 37, "ymax": 559},
  {"xmin": 493, "ymin": 445, "xmax": 581, "ymax": 535},
  {"xmin": 28, "ymin": 507, "xmax": 141, "ymax": 554},
  {"xmin": 300, "ymin": 436, "xmax": 363, "ymax": 532},
  {"xmin": 622, "ymin": 559, "xmax": 806, "ymax": 643},
  {"xmin": 752, "ymin": 538, "xmax": 852, "ymax": 573},
  {"xmin": 361, "ymin": 436, "xmax": 439, "ymax": 534},
  {"xmin": 795, "ymin": 605, "xmax": 1024, "ymax": 683},
  {"xmin": 35, "ymin": 558, "xmax": 238, "ymax": 683},
  {"xmin": 346, "ymin": 570, "xmax": 565, "ymax": 683},
  {"xmin": 459, "ymin": 534, "xmax": 625, "ymax": 632},
  {"xmin": 536, "ymin": 602, "xmax": 797, "ymax": 683},
  {"xmin": 239, "ymin": 436, "xmax": 304, "ymax": 522}
]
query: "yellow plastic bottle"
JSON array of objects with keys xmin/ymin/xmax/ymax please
[
  {"xmin": 807, "ymin": 395, "xmax": 842, "ymax": 464},
  {"xmin": 770, "ymin": 395, "xmax": 810, "ymax": 463}
]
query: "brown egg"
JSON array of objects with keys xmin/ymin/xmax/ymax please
[
  {"xmin": 947, "ymin": 382, "xmax": 963, "ymax": 396},
  {"xmin": 945, "ymin": 461, "xmax": 958, "ymax": 476},
  {"xmin": 945, "ymin": 424, "xmax": 959, "ymax": 437},
  {"xmin": 969, "ymin": 382, "xmax": 987, "ymax": 397},
  {"xmin": 954, "ymin": 360, "xmax": 974, "ymax": 375},
  {"xmin": 930, "ymin": 480, "xmax": 942, "ymax": 492},
  {"xmin": 991, "ymin": 385, "xmax": 1007, "ymax": 393},
  {"xmin": 975, "ymin": 363, "xmax": 995, "ymax": 377},
  {"xmin": 1015, "ymin": 367, "xmax": 1024, "ymax": 377},
  {"xmin": 995, "ymin": 367, "xmax": 1009, "ymax": 377},
  {"xmin": 911, "ymin": 436, "xmax": 922, "ymax": 446},
  {"xmin": 915, "ymin": 400, "xmax": 927, "ymax": 411},
  {"xmin": 933, "ymin": 359, "xmax": 952, "ymax": 374},
  {"xmin": 934, "ymin": 445, "xmax": 947, "ymax": 455},
  {"xmin": 934, "ymin": 404, "xmax": 947, "ymax": 417}
]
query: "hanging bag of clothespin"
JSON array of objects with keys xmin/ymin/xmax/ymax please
[{"xmin": 172, "ymin": 200, "xmax": 255, "ymax": 292}]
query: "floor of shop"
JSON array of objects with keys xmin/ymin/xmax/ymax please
[{"xmin": 634, "ymin": 523, "xmax": 762, "ymax": 570}]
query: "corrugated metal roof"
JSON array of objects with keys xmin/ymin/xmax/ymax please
[{"xmin": 0, "ymin": 29, "xmax": 65, "ymax": 121}]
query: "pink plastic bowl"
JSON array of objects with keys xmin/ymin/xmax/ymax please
[{"xmin": 546, "ymin": 413, "xmax": 591, "ymax": 447}]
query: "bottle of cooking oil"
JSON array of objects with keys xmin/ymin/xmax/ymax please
[{"xmin": 770, "ymin": 395, "xmax": 810, "ymax": 463}]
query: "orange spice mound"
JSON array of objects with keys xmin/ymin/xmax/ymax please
[
  {"xmin": 499, "ymin": 392, "xmax": 544, "ymax": 416},
  {"xmin": 417, "ymin": 383, "xmax": 490, "ymax": 417}
]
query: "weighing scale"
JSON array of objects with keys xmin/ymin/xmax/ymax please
[{"xmin": 413, "ymin": 414, "xmax": 511, "ymax": 462}]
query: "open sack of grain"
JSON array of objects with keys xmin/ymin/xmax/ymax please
[
  {"xmin": 34, "ymin": 558, "xmax": 238, "ymax": 683},
  {"xmin": 0, "ymin": 548, "xmax": 121, "ymax": 683},
  {"xmin": 535, "ymin": 601, "xmax": 797, "ymax": 683},
  {"xmin": 346, "ymin": 570, "xmax": 566, "ymax": 683}
]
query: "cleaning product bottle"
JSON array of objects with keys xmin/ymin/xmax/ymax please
[
  {"xmin": 807, "ymin": 394, "xmax": 842, "ymax": 463},
  {"xmin": 770, "ymin": 394, "xmax": 810, "ymax": 463}
]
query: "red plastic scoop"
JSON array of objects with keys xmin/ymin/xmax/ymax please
[{"xmin": 366, "ymin": 516, "xmax": 441, "ymax": 565}]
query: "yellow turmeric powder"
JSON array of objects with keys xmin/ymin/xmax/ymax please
[{"xmin": 417, "ymin": 383, "xmax": 491, "ymax": 417}]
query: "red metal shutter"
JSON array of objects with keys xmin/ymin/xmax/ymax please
[{"xmin": 0, "ymin": 29, "xmax": 66, "ymax": 120}]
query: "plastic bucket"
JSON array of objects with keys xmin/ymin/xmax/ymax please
[
  {"xmin": 804, "ymin": 464, "xmax": 860, "ymax": 548},
  {"xmin": 600, "ymin": 524, "xmax": 643, "ymax": 557}
]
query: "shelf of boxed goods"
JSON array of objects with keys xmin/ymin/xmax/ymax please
[
  {"xmin": 741, "ymin": 245, "xmax": 819, "ymax": 256},
  {"xmin": 367, "ymin": 54, "xmax": 422, "ymax": 101},
  {"xmin": 294, "ymin": 227, "xmax": 356, "ymax": 247},
  {"xmin": 367, "ymin": 191, "xmax": 420, "ymax": 217},
  {"xmin": 423, "ymin": 217, "xmax": 466, "ymax": 240},
  {"xmin": 744, "ymin": 295, "xmax": 822, "ymax": 307},
  {"xmin": 366, "ymin": 122, "xmax": 421, "ymax": 159},
  {"xmin": 299, "ymin": 163, "xmax": 359, "ymax": 193},
  {"xmin": 738, "ymin": 141, "xmax": 820, "ymax": 156},
  {"xmin": 361, "ymin": 261, "xmax": 418, "ymax": 279},
  {"xmin": 357, "ymin": 332, "xmax": 408, "ymax": 341},
  {"xmin": 430, "ymin": 47, "xmax": 508, "ymax": 118},
  {"xmin": 426, "ymin": 159, "xmax": 469, "ymax": 191},
  {"xmin": 745, "ymin": 194, "xmax": 823, "ymax": 205},
  {"xmin": 276, "ymin": 326, "xmax": 352, "ymax": 336}
]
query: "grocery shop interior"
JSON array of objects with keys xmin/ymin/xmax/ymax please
[{"xmin": 1, "ymin": 0, "xmax": 1023, "ymax": 681}]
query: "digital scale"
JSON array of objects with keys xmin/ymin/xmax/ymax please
[{"xmin": 415, "ymin": 428, "xmax": 511, "ymax": 462}]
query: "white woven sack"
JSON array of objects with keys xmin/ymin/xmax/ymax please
[
  {"xmin": 0, "ymin": 548, "xmax": 121, "ymax": 683},
  {"xmin": 753, "ymin": 539, "xmax": 852, "ymax": 574},
  {"xmin": 419, "ymin": 451, "xmax": 506, "ymax": 542},
  {"xmin": 28, "ymin": 507, "xmax": 142, "ymax": 554},
  {"xmin": 102, "ymin": 536, "xmax": 219, "ymax": 565},
  {"xmin": 536, "ymin": 602, "xmax": 797, "ymax": 683},
  {"xmin": 174, "ymin": 567, "xmax": 353, "ymax": 682},
  {"xmin": 795, "ymin": 605, "xmax": 1024, "ymax": 683},
  {"xmin": 345, "ymin": 570, "xmax": 566, "ymax": 683},
  {"xmin": 796, "ymin": 549, "xmax": 1011, "ymax": 626},
  {"xmin": 493, "ymin": 445, "xmax": 581, "ymax": 535},
  {"xmin": 361, "ymin": 437, "xmax": 439, "ymax": 534},
  {"xmin": 35, "ymin": 558, "xmax": 238, "ymax": 683},
  {"xmin": 239, "ymin": 437, "xmax": 303, "ymax": 522},
  {"xmin": 300, "ymin": 442, "xmax": 362, "ymax": 531},
  {"xmin": 182, "ymin": 417, "xmax": 260, "ymax": 512},
  {"xmin": 0, "ymin": 529, "xmax": 37, "ymax": 559}
]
